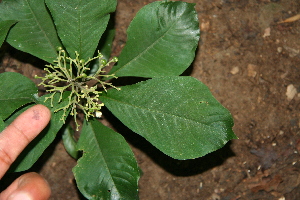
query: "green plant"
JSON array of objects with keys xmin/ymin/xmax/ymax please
[{"xmin": 0, "ymin": 0, "xmax": 237, "ymax": 199}]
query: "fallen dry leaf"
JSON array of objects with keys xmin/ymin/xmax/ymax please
[{"xmin": 251, "ymin": 175, "xmax": 283, "ymax": 193}]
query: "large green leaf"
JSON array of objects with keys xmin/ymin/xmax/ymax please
[
  {"xmin": 45, "ymin": 0, "xmax": 117, "ymax": 60},
  {"xmin": 101, "ymin": 76, "xmax": 236, "ymax": 159},
  {"xmin": 0, "ymin": 20, "xmax": 17, "ymax": 47},
  {"xmin": 0, "ymin": 0, "xmax": 24, "ymax": 20},
  {"xmin": 73, "ymin": 120, "xmax": 140, "ymax": 200},
  {"xmin": 9, "ymin": 92, "xmax": 71, "ymax": 172},
  {"xmin": 109, "ymin": 1, "xmax": 200, "ymax": 78},
  {"xmin": 0, "ymin": 0, "xmax": 61, "ymax": 63},
  {"xmin": 0, "ymin": 72, "xmax": 38, "ymax": 120}
]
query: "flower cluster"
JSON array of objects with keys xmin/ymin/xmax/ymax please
[{"xmin": 35, "ymin": 48, "xmax": 120, "ymax": 130}]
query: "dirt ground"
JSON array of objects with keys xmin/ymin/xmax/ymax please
[{"xmin": 1, "ymin": 0, "xmax": 300, "ymax": 199}]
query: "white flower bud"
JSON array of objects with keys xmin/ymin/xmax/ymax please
[{"xmin": 95, "ymin": 111, "xmax": 102, "ymax": 118}]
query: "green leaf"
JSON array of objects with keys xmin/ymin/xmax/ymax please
[
  {"xmin": 0, "ymin": 0, "xmax": 24, "ymax": 20},
  {"xmin": 98, "ymin": 19, "xmax": 115, "ymax": 60},
  {"xmin": 109, "ymin": 1, "xmax": 200, "ymax": 78},
  {"xmin": 73, "ymin": 120, "xmax": 140, "ymax": 200},
  {"xmin": 0, "ymin": 0, "xmax": 61, "ymax": 63},
  {"xmin": 62, "ymin": 125, "xmax": 79, "ymax": 159},
  {"xmin": 0, "ymin": 72, "xmax": 37, "ymax": 120},
  {"xmin": 101, "ymin": 76, "xmax": 236, "ymax": 159},
  {"xmin": 88, "ymin": 22, "xmax": 115, "ymax": 76},
  {"xmin": 45, "ymin": 0, "xmax": 117, "ymax": 60},
  {"xmin": 3, "ymin": 104, "xmax": 33, "ymax": 127},
  {"xmin": 9, "ymin": 92, "xmax": 71, "ymax": 172},
  {"xmin": 0, "ymin": 116, "xmax": 4, "ymax": 132},
  {"xmin": 0, "ymin": 20, "xmax": 17, "ymax": 47}
]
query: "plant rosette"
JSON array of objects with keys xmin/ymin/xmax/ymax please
[{"xmin": 0, "ymin": 0, "xmax": 237, "ymax": 199}]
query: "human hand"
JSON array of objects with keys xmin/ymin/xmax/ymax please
[{"xmin": 0, "ymin": 105, "xmax": 51, "ymax": 200}]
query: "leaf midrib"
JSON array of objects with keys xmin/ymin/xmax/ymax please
[
  {"xmin": 102, "ymin": 96, "xmax": 224, "ymax": 128},
  {"xmin": 25, "ymin": 0, "xmax": 57, "ymax": 54},
  {"xmin": 113, "ymin": 16, "xmax": 177, "ymax": 75},
  {"xmin": 0, "ymin": 96, "xmax": 35, "ymax": 101},
  {"xmin": 90, "ymin": 122, "xmax": 122, "ymax": 198}
]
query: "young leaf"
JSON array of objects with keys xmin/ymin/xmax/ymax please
[
  {"xmin": 0, "ymin": 20, "xmax": 17, "ymax": 47},
  {"xmin": 45, "ymin": 0, "xmax": 117, "ymax": 60},
  {"xmin": 98, "ymin": 20, "xmax": 115, "ymax": 61},
  {"xmin": 73, "ymin": 120, "xmax": 140, "ymax": 200},
  {"xmin": 9, "ymin": 92, "xmax": 71, "ymax": 172},
  {"xmin": 0, "ymin": 72, "xmax": 38, "ymax": 120},
  {"xmin": 101, "ymin": 76, "xmax": 237, "ymax": 160},
  {"xmin": 0, "ymin": 0, "xmax": 61, "ymax": 63},
  {"xmin": 109, "ymin": 1, "xmax": 200, "ymax": 78},
  {"xmin": 88, "ymin": 22, "xmax": 115, "ymax": 76},
  {"xmin": 62, "ymin": 125, "xmax": 79, "ymax": 159}
]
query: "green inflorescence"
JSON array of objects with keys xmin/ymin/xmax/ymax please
[{"xmin": 35, "ymin": 47, "xmax": 120, "ymax": 130}]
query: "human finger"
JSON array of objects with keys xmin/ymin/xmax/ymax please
[
  {"xmin": 0, "ymin": 172, "xmax": 51, "ymax": 200},
  {"xmin": 0, "ymin": 105, "xmax": 51, "ymax": 178}
]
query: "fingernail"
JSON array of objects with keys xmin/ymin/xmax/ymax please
[{"xmin": 8, "ymin": 192, "xmax": 32, "ymax": 200}]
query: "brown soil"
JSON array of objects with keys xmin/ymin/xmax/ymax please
[{"xmin": 1, "ymin": 0, "xmax": 300, "ymax": 199}]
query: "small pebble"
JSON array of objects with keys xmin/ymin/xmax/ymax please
[
  {"xmin": 247, "ymin": 64, "xmax": 257, "ymax": 77},
  {"xmin": 263, "ymin": 27, "xmax": 271, "ymax": 38},
  {"xmin": 230, "ymin": 67, "xmax": 239, "ymax": 75},
  {"xmin": 286, "ymin": 84, "xmax": 297, "ymax": 100}
]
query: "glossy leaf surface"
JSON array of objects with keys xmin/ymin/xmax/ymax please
[
  {"xmin": 101, "ymin": 76, "xmax": 236, "ymax": 159},
  {"xmin": 62, "ymin": 125, "xmax": 79, "ymax": 159},
  {"xmin": 98, "ymin": 20, "xmax": 115, "ymax": 60},
  {"xmin": 0, "ymin": 72, "xmax": 37, "ymax": 120},
  {"xmin": 73, "ymin": 120, "xmax": 140, "ymax": 200},
  {"xmin": 0, "ymin": 20, "xmax": 16, "ymax": 47},
  {"xmin": 88, "ymin": 22, "xmax": 115, "ymax": 76},
  {"xmin": 46, "ymin": 0, "xmax": 117, "ymax": 60},
  {"xmin": 109, "ymin": 1, "xmax": 199, "ymax": 78},
  {"xmin": 0, "ymin": 0, "xmax": 61, "ymax": 63}
]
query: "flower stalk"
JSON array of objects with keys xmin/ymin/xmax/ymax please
[{"xmin": 35, "ymin": 48, "xmax": 120, "ymax": 130}]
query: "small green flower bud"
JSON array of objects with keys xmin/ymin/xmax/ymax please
[
  {"xmin": 47, "ymin": 74, "xmax": 54, "ymax": 79},
  {"xmin": 98, "ymin": 52, "xmax": 104, "ymax": 57},
  {"xmin": 100, "ymin": 59, "xmax": 107, "ymax": 66},
  {"xmin": 112, "ymin": 57, "xmax": 118, "ymax": 62}
]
